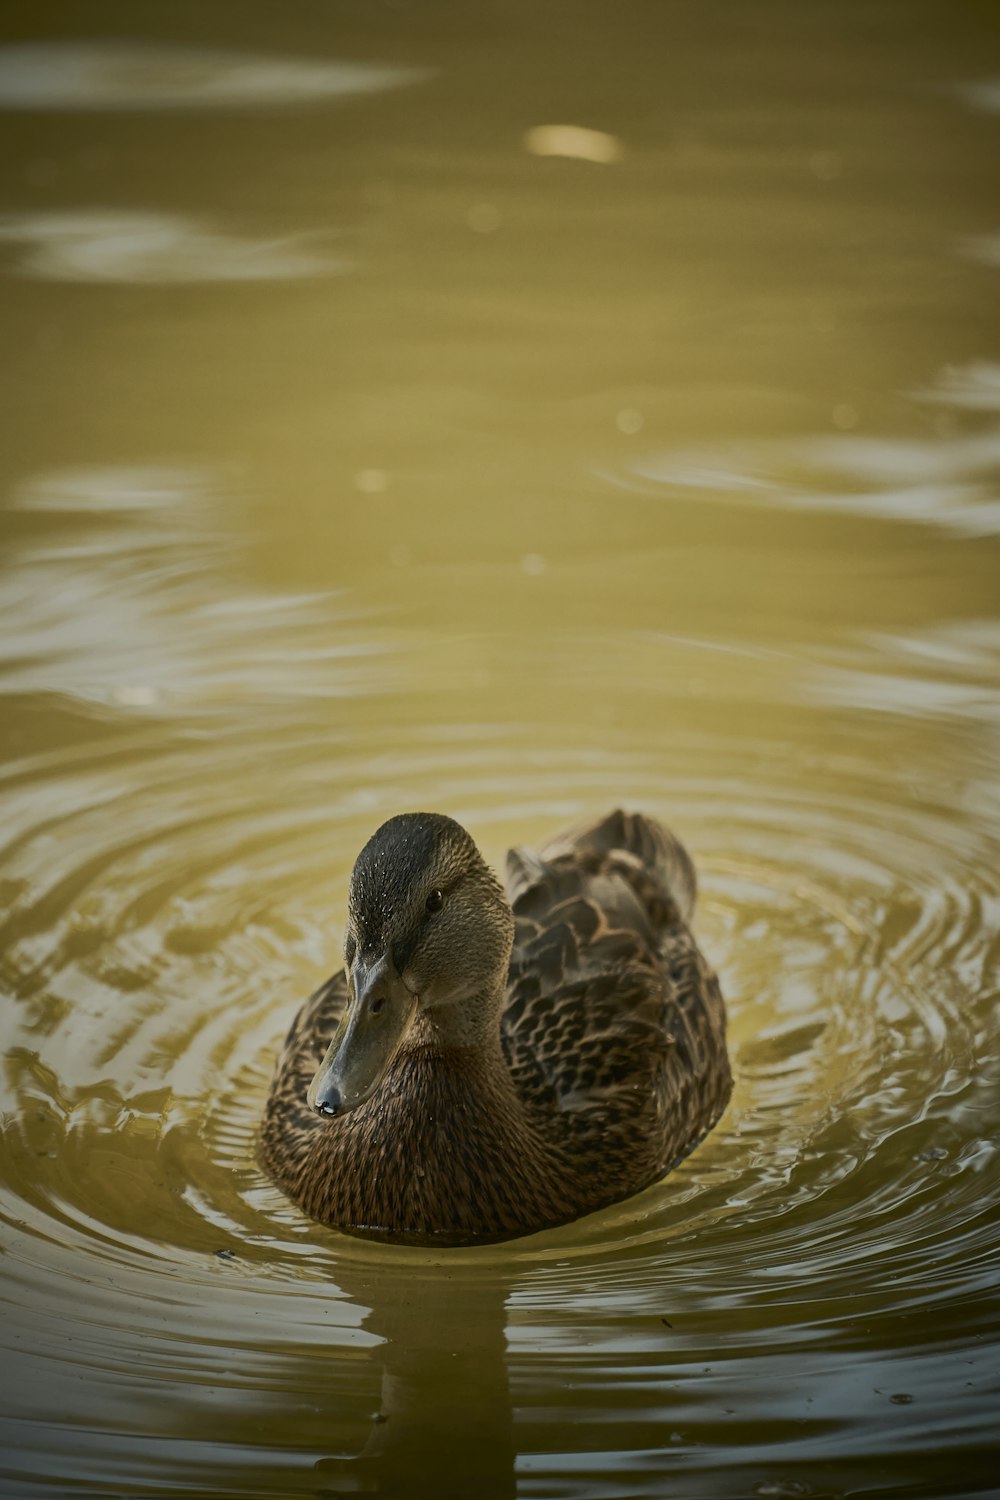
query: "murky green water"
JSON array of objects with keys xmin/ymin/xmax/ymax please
[{"xmin": 1, "ymin": 4, "xmax": 999, "ymax": 1496}]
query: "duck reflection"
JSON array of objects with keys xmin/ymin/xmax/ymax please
[{"xmin": 312, "ymin": 1251, "xmax": 516, "ymax": 1499}]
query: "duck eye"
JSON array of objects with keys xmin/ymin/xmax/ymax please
[{"xmin": 425, "ymin": 888, "xmax": 444, "ymax": 914}]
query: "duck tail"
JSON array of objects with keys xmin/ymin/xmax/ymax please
[{"xmin": 542, "ymin": 808, "xmax": 698, "ymax": 925}]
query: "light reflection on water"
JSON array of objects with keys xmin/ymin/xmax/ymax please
[
  {"xmin": 622, "ymin": 362, "xmax": 1000, "ymax": 537},
  {"xmin": 1, "ymin": 1, "xmax": 999, "ymax": 1496},
  {"xmin": 0, "ymin": 40, "xmax": 431, "ymax": 111},
  {"xmin": 0, "ymin": 212, "xmax": 346, "ymax": 284}
]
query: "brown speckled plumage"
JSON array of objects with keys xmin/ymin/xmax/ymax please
[{"xmin": 260, "ymin": 809, "xmax": 732, "ymax": 1244}]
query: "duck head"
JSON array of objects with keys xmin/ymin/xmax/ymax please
[{"xmin": 307, "ymin": 812, "xmax": 515, "ymax": 1119}]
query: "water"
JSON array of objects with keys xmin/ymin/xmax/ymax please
[{"xmin": 1, "ymin": 4, "xmax": 999, "ymax": 1496}]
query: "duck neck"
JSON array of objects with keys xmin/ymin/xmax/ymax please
[{"xmin": 408, "ymin": 979, "xmax": 506, "ymax": 1055}]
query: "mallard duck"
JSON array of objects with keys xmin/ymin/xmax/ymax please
[{"xmin": 260, "ymin": 809, "xmax": 731, "ymax": 1244}]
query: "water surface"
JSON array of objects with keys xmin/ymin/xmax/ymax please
[{"xmin": 1, "ymin": 3, "xmax": 999, "ymax": 1496}]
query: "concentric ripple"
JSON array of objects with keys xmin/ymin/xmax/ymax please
[{"xmin": 2, "ymin": 644, "xmax": 998, "ymax": 1495}]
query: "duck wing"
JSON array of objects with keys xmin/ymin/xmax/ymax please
[{"xmin": 501, "ymin": 810, "xmax": 730, "ymax": 1181}]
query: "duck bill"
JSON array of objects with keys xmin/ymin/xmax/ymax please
[{"xmin": 307, "ymin": 955, "xmax": 417, "ymax": 1118}]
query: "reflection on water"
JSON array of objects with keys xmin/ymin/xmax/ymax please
[
  {"xmin": 12, "ymin": 465, "xmax": 212, "ymax": 513},
  {"xmin": 0, "ymin": 212, "xmax": 345, "ymax": 284},
  {"xmin": 963, "ymin": 232, "xmax": 1000, "ymax": 270},
  {"xmin": 624, "ymin": 361, "xmax": 1000, "ymax": 537},
  {"xmin": 1, "ymin": 0, "xmax": 999, "ymax": 1496},
  {"xmin": 0, "ymin": 40, "xmax": 431, "ymax": 111},
  {"xmin": 0, "ymin": 465, "xmax": 398, "ymax": 709},
  {"xmin": 523, "ymin": 124, "xmax": 623, "ymax": 164},
  {"xmin": 954, "ymin": 78, "xmax": 1000, "ymax": 115},
  {"xmin": 813, "ymin": 620, "xmax": 1000, "ymax": 729}
]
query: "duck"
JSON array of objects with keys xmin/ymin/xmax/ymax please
[{"xmin": 260, "ymin": 808, "xmax": 732, "ymax": 1245}]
